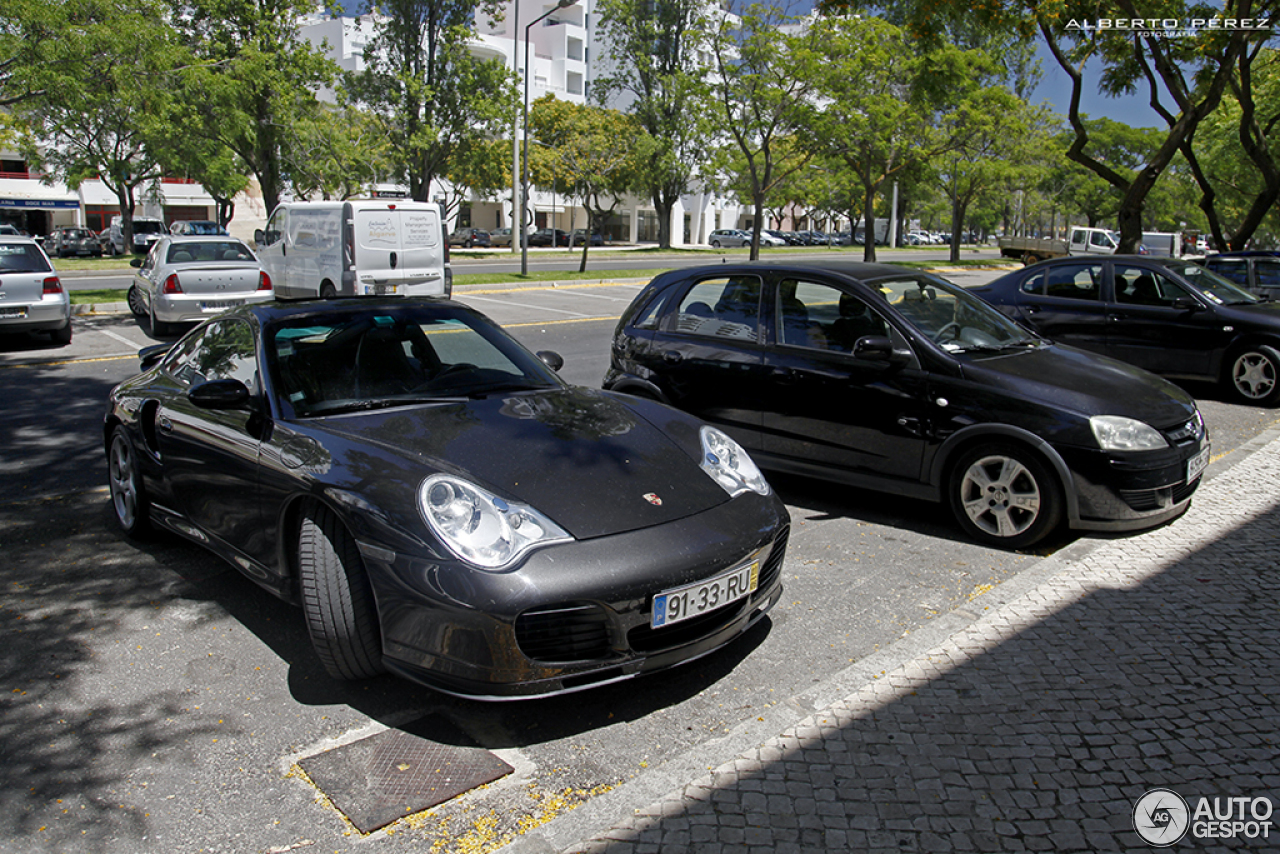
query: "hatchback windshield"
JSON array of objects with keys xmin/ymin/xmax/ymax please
[
  {"xmin": 133, "ymin": 221, "xmax": 166, "ymax": 235},
  {"xmin": 268, "ymin": 306, "xmax": 564, "ymax": 416},
  {"xmin": 1165, "ymin": 261, "xmax": 1262, "ymax": 305},
  {"xmin": 867, "ymin": 274, "xmax": 1040, "ymax": 351}
]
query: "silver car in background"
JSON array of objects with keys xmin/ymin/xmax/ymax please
[
  {"xmin": 0, "ymin": 237, "xmax": 72, "ymax": 345},
  {"xmin": 129, "ymin": 236, "xmax": 272, "ymax": 336}
]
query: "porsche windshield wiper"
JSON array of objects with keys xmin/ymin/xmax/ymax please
[
  {"xmin": 463, "ymin": 380, "xmax": 557, "ymax": 398},
  {"xmin": 310, "ymin": 395, "xmax": 466, "ymax": 415}
]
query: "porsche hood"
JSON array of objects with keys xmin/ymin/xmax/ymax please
[{"xmin": 309, "ymin": 387, "xmax": 734, "ymax": 541}]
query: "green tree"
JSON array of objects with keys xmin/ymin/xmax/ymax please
[
  {"xmin": 935, "ymin": 87, "xmax": 1051, "ymax": 261},
  {"xmin": 9, "ymin": 0, "xmax": 179, "ymax": 248},
  {"xmin": 797, "ymin": 15, "xmax": 989, "ymax": 261},
  {"xmin": 345, "ymin": 0, "xmax": 514, "ymax": 204},
  {"xmin": 170, "ymin": 0, "xmax": 340, "ymax": 213},
  {"xmin": 839, "ymin": 0, "xmax": 1264, "ymax": 253},
  {"xmin": 529, "ymin": 95, "xmax": 640, "ymax": 271},
  {"xmin": 705, "ymin": 4, "xmax": 816, "ymax": 260},
  {"xmin": 593, "ymin": 0, "xmax": 711, "ymax": 248}
]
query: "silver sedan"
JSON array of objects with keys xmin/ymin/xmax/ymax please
[{"xmin": 129, "ymin": 236, "xmax": 273, "ymax": 336}]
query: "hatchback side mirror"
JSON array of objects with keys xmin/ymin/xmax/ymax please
[
  {"xmin": 1171, "ymin": 297, "xmax": 1204, "ymax": 311},
  {"xmin": 189, "ymin": 378, "xmax": 254, "ymax": 410}
]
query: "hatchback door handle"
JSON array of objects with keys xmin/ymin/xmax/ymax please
[{"xmin": 772, "ymin": 368, "xmax": 797, "ymax": 384}]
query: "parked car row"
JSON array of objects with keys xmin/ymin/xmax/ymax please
[{"xmin": 96, "ymin": 249, "xmax": 1280, "ymax": 701}]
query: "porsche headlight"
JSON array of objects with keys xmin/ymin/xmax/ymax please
[
  {"xmin": 419, "ymin": 474, "xmax": 571, "ymax": 569},
  {"xmin": 1090, "ymin": 415, "xmax": 1169, "ymax": 451},
  {"xmin": 700, "ymin": 425, "xmax": 771, "ymax": 497}
]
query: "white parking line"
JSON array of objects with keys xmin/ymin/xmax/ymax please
[
  {"xmin": 96, "ymin": 327, "xmax": 145, "ymax": 351},
  {"xmin": 463, "ymin": 294, "xmax": 593, "ymax": 317},
  {"xmin": 543, "ymin": 289, "xmax": 637, "ymax": 303}
]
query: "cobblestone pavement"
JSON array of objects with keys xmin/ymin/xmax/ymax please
[{"xmin": 504, "ymin": 429, "xmax": 1280, "ymax": 853}]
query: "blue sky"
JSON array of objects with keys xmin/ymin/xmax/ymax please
[{"xmin": 1029, "ymin": 43, "xmax": 1166, "ymax": 129}]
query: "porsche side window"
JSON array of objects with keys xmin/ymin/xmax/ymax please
[
  {"xmin": 169, "ymin": 319, "xmax": 259, "ymax": 392},
  {"xmin": 670, "ymin": 276, "xmax": 762, "ymax": 342},
  {"xmin": 1043, "ymin": 264, "xmax": 1103, "ymax": 301}
]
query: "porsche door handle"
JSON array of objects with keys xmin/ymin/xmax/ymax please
[{"xmin": 662, "ymin": 350, "xmax": 683, "ymax": 364}]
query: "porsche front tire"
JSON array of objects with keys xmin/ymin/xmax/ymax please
[{"xmin": 297, "ymin": 503, "xmax": 385, "ymax": 680}]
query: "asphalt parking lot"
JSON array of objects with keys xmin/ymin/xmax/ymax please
[{"xmin": 2, "ymin": 271, "xmax": 1278, "ymax": 853}]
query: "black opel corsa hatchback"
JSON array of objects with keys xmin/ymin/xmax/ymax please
[
  {"xmin": 105, "ymin": 298, "xmax": 787, "ymax": 699},
  {"xmin": 604, "ymin": 261, "xmax": 1210, "ymax": 549}
]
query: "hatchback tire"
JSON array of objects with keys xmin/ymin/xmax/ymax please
[
  {"xmin": 50, "ymin": 321, "xmax": 72, "ymax": 346},
  {"xmin": 108, "ymin": 427, "xmax": 151, "ymax": 537},
  {"xmin": 297, "ymin": 503, "xmax": 385, "ymax": 681},
  {"xmin": 948, "ymin": 443, "xmax": 1063, "ymax": 549},
  {"xmin": 1227, "ymin": 344, "xmax": 1280, "ymax": 405}
]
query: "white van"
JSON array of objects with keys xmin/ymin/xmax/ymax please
[
  {"xmin": 108, "ymin": 215, "xmax": 167, "ymax": 255},
  {"xmin": 254, "ymin": 200, "xmax": 451, "ymax": 300}
]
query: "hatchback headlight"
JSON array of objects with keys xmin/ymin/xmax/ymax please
[
  {"xmin": 419, "ymin": 474, "xmax": 571, "ymax": 569},
  {"xmin": 700, "ymin": 426, "xmax": 771, "ymax": 497},
  {"xmin": 1090, "ymin": 415, "xmax": 1169, "ymax": 451}
]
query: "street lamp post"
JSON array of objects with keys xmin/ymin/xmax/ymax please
[
  {"xmin": 520, "ymin": 0, "xmax": 579, "ymax": 275},
  {"xmin": 510, "ymin": 0, "xmax": 521, "ymax": 258}
]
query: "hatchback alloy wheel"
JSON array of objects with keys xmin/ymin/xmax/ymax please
[
  {"xmin": 950, "ymin": 444, "xmax": 1063, "ymax": 549},
  {"xmin": 1230, "ymin": 346, "xmax": 1280, "ymax": 404}
]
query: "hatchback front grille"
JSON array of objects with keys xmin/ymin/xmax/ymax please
[{"xmin": 1119, "ymin": 475, "xmax": 1203, "ymax": 512}]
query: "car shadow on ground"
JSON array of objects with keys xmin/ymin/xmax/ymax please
[{"xmin": 766, "ymin": 471, "xmax": 1080, "ymax": 556}]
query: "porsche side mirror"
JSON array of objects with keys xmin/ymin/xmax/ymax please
[
  {"xmin": 536, "ymin": 350, "xmax": 565, "ymax": 372},
  {"xmin": 189, "ymin": 378, "xmax": 254, "ymax": 410}
]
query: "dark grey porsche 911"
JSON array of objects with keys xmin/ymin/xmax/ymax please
[{"xmin": 104, "ymin": 298, "xmax": 787, "ymax": 699}]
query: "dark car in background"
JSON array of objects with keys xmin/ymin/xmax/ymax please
[
  {"xmin": 605, "ymin": 261, "xmax": 1209, "ymax": 549},
  {"xmin": 1200, "ymin": 251, "xmax": 1280, "ymax": 300},
  {"xmin": 570, "ymin": 229, "xmax": 604, "ymax": 247},
  {"xmin": 105, "ymin": 297, "xmax": 787, "ymax": 698},
  {"xmin": 447, "ymin": 227, "xmax": 492, "ymax": 248},
  {"xmin": 49, "ymin": 226, "xmax": 103, "ymax": 258},
  {"xmin": 971, "ymin": 254, "xmax": 1280, "ymax": 405},
  {"xmin": 528, "ymin": 228, "xmax": 570, "ymax": 247}
]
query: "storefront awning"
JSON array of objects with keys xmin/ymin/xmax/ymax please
[{"xmin": 0, "ymin": 178, "xmax": 79, "ymax": 209}]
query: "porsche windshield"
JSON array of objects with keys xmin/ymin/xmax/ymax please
[
  {"xmin": 866, "ymin": 274, "xmax": 1041, "ymax": 351},
  {"xmin": 269, "ymin": 306, "xmax": 563, "ymax": 416}
]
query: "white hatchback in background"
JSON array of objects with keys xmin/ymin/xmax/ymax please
[
  {"xmin": 129, "ymin": 236, "xmax": 272, "ymax": 337},
  {"xmin": 0, "ymin": 237, "xmax": 72, "ymax": 345}
]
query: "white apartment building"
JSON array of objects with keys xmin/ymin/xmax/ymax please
[{"xmin": 299, "ymin": 1, "xmax": 748, "ymax": 246}]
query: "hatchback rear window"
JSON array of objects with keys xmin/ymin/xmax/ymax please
[{"xmin": 0, "ymin": 243, "xmax": 52, "ymax": 273}]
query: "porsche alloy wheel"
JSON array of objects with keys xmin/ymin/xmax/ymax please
[
  {"xmin": 949, "ymin": 443, "xmax": 1063, "ymax": 549},
  {"xmin": 108, "ymin": 427, "xmax": 150, "ymax": 536},
  {"xmin": 298, "ymin": 503, "xmax": 385, "ymax": 680}
]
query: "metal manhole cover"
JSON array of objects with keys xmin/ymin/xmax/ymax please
[{"xmin": 298, "ymin": 721, "xmax": 513, "ymax": 833}]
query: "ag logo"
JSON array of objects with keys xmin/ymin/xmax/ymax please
[{"xmin": 1133, "ymin": 788, "xmax": 1190, "ymax": 846}]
